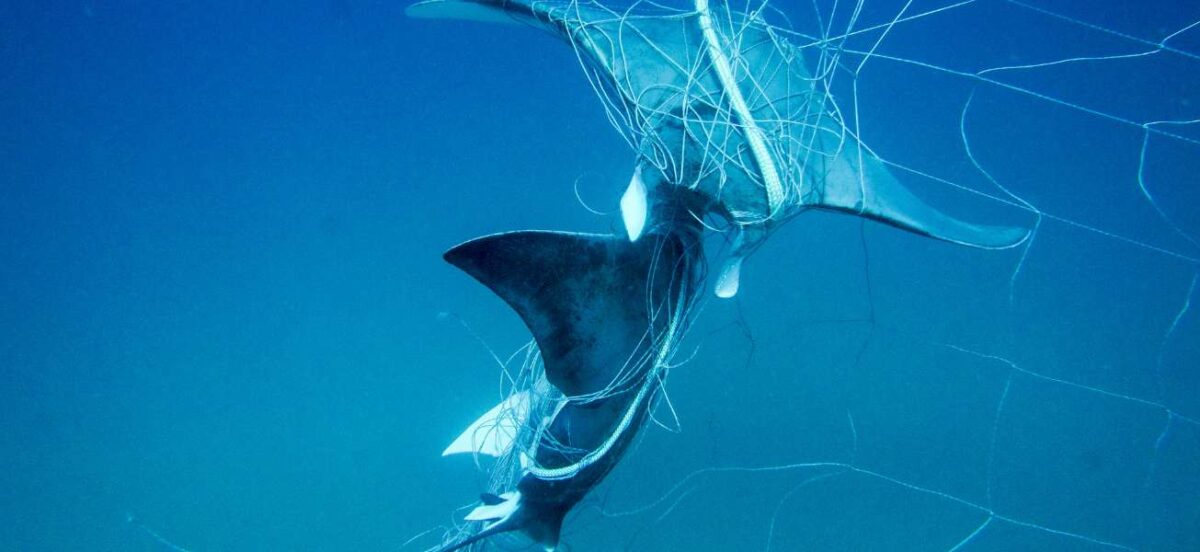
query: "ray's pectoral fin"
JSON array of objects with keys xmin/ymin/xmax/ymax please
[
  {"xmin": 821, "ymin": 150, "xmax": 1030, "ymax": 250},
  {"xmin": 440, "ymin": 230, "xmax": 692, "ymax": 552},
  {"xmin": 444, "ymin": 230, "xmax": 687, "ymax": 397}
]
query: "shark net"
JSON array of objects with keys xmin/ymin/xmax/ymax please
[
  {"xmin": 420, "ymin": 0, "xmax": 1199, "ymax": 550},
  {"xmin": 555, "ymin": 1, "xmax": 1200, "ymax": 551},
  {"xmin": 559, "ymin": 0, "xmax": 874, "ymax": 229}
]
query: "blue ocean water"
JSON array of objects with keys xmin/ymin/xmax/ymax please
[{"xmin": 1, "ymin": 1, "xmax": 1197, "ymax": 551}]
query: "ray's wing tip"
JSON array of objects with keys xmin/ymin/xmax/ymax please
[
  {"xmin": 967, "ymin": 224, "xmax": 1034, "ymax": 251},
  {"xmin": 441, "ymin": 230, "xmax": 519, "ymax": 267},
  {"xmin": 442, "ymin": 237, "xmax": 475, "ymax": 266},
  {"xmin": 403, "ymin": 0, "xmax": 441, "ymax": 18},
  {"xmin": 405, "ymin": 0, "xmax": 536, "ymax": 24}
]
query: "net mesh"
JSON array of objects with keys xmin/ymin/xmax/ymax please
[
  {"xmin": 559, "ymin": 0, "xmax": 860, "ymax": 226},
  {"xmin": 555, "ymin": 0, "xmax": 1198, "ymax": 550},
  {"xmin": 413, "ymin": 0, "xmax": 1199, "ymax": 550}
]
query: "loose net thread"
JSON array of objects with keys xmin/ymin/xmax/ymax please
[
  {"xmin": 430, "ymin": 233, "xmax": 708, "ymax": 551},
  {"xmin": 554, "ymin": 0, "xmax": 1198, "ymax": 551},
  {"xmin": 403, "ymin": 1, "xmax": 1199, "ymax": 550},
  {"xmin": 554, "ymin": 0, "xmax": 864, "ymax": 226},
  {"xmin": 122, "ymin": 0, "xmax": 1197, "ymax": 549}
]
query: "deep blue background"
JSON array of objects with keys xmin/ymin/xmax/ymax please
[{"xmin": 2, "ymin": 1, "xmax": 1197, "ymax": 550}]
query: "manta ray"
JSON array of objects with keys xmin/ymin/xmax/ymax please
[{"xmin": 406, "ymin": 1, "xmax": 1028, "ymax": 550}]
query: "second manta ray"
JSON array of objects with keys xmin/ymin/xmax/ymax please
[{"xmin": 407, "ymin": 0, "xmax": 1029, "ymax": 550}]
